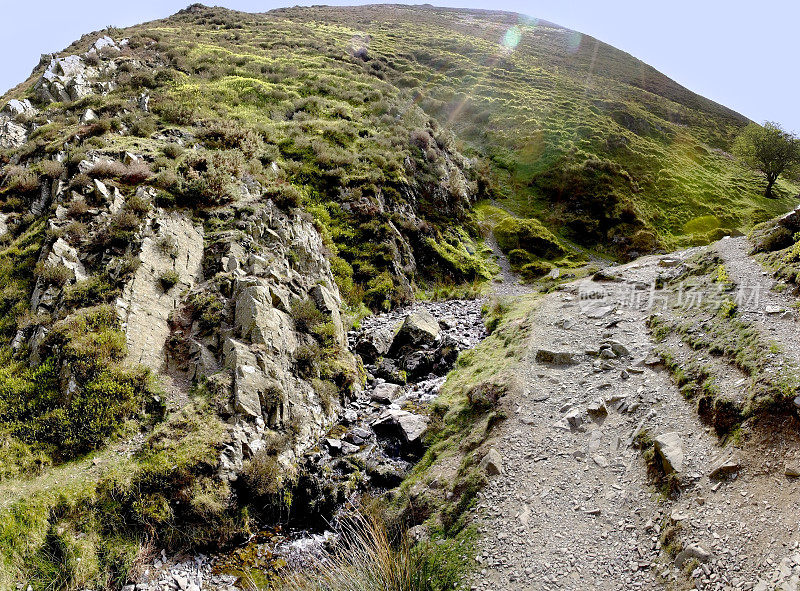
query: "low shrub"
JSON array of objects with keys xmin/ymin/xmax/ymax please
[
  {"xmin": 520, "ymin": 260, "xmax": 552, "ymax": 279},
  {"xmin": 196, "ymin": 120, "xmax": 262, "ymax": 157},
  {"xmin": 0, "ymin": 304, "xmax": 155, "ymax": 458},
  {"xmin": 239, "ymin": 449, "xmax": 294, "ymax": 521},
  {"xmin": 177, "ymin": 149, "xmax": 244, "ymax": 206},
  {"xmin": 264, "ymin": 181, "xmax": 304, "ymax": 210},
  {"xmin": 34, "ymin": 261, "xmax": 73, "ymax": 286},
  {"xmin": 63, "ymin": 221, "xmax": 88, "ymax": 243},
  {"xmin": 274, "ymin": 511, "xmax": 468, "ymax": 591},
  {"xmin": 162, "ymin": 143, "xmax": 185, "ymax": 159},
  {"xmin": 35, "ymin": 160, "xmax": 65, "ymax": 180},
  {"xmin": 67, "ymin": 196, "xmax": 89, "ymax": 218},
  {"xmin": 125, "ymin": 191, "xmax": 152, "ymax": 216},
  {"xmin": 159, "ymin": 270, "xmax": 180, "ymax": 291},
  {"xmin": 109, "ymin": 210, "xmax": 141, "ymax": 238},
  {"xmin": 3, "ymin": 166, "xmax": 40, "ymax": 193},
  {"xmin": 291, "ymin": 298, "xmax": 324, "ymax": 333},
  {"xmin": 63, "ymin": 276, "xmax": 116, "ymax": 307},
  {"xmin": 121, "ymin": 162, "xmax": 153, "ymax": 184},
  {"xmin": 294, "ymin": 343, "xmax": 322, "ymax": 378},
  {"xmin": 88, "ymin": 160, "xmax": 127, "ymax": 180},
  {"xmin": 187, "ymin": 292, "xmax": 225, "ymax": 334}
]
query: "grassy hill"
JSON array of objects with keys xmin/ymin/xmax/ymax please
[
  {"xmin": 4, "ymin": 3, "xmax": 795, "ymax": 270},
  {"xmin": 270, "ymin": 4, "xmax": 797, "ymax": 254}
]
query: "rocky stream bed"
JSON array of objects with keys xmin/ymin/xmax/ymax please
[{"xmin": 129, "ymin": 298, "xmax": 487, "ymax": 591}]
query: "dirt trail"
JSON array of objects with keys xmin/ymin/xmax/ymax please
[
  {"xmin": 485, "ymin": 231, "xmax": 532, "ymax": 298},
  {"xmin": 714, "ymin": 236, "xmax": 800, "ymax": 360},
  {"xmin": 470, "ymin": 246, "xmax": 800, "ymax": 591}
]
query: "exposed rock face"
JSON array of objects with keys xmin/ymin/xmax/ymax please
[
  {"xmin": 30, "ymin": 237, "xmax": 88, "ymax": 314},
  {"xmin": 116, "ymin": 212, "xmax": 204, "ymax": 370},
  {"xmin": 0, "ymin": 119, "xmax": 27, "ymax": 149},
  {"xmin": 35, "ymin": 55, "xmax": 100, "ymax": 104},
  {"xmin": 31, "ymin": 35, "xmax": 126, "ymax": 105},
  {"xmin": 3, "ymin": 99, "xmax": 35, "ymax": 118},
  {"xmin": 157, "ymin": 200, "xmax": 359, "ymax": 480}
]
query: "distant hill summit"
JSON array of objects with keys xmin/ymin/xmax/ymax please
[{"xmin": 267, "ymin": 3, "xmax": 794, "ymax": 255}]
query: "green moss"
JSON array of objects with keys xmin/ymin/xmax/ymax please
[
  {"xmin": 494, "ymin": 216, "xmax": 564, "ymax": 259},
  {"xmin": 423, "ymin": 231, "xmax": 495, "ymax": 282},
  {"xmin": 683, "ymin": 215, "xmax": 721, "ymax": 235}
]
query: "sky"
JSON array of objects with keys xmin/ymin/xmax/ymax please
[{"xmin": 0, "ymin": 0, "xmax": 798, "ymax": 131}]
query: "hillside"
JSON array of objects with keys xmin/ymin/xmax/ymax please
[
  {"xmin": 0, "ymin": 3, "xmax": 797, "ymax": 590},
  {"xmin": 270, "ymin": 4, "xmax": 797, "ymax": 254}
]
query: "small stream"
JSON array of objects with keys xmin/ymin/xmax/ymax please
[{"xmin": 134, "ymin": 299, "xmax": 487, "ymax": 591}]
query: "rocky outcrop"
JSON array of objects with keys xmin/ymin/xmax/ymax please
[
  {"xmin": 0, "ymin": 99, "xmax": 36, "ymax": 149},
  {"xmin": 158, "ymin": 200, "xmax": 360, "ymax": 480},
  {"xmin": 0, "ymin": 119, "xmax": 28, "ymax": 149},
  {"xmin": 34, "ymin": 37, "xmax": 124, "ymax": 105},
  {"xmin": 117, "ymin": 212, "xmax": 204, "ymax": 370}
]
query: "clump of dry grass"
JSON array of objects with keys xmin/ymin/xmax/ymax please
[{"xmin": 272, "ymin": 511, "xmax": 413, "ymax": 591}]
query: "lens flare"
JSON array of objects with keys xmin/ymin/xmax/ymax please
[
  {"xmin": 566, "ymin": 30, "xmax": 582, "ymax": 53},
  {"xmin": 502, "ymin": 26, "xmax": 522, "ymax": 51}
]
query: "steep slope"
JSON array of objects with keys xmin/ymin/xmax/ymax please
[{"xmin": 275, "ymin": 4, "xmax": 797, "ymax": 256}]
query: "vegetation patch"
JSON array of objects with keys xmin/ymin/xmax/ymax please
[{"xmin": 389, "ymin": 295, "xmax": 536, "ymax": 543}]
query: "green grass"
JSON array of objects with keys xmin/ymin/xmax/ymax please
[
  {"xmin": 0, "ymin": 389, "xmax": 239, "ymax": 589},
  {"xmin": 261, "ymin": 5, "xmax": 799, "ymax": 256},
  {"xmin": 272, "ymin": 510, "xmax": 474, "ymax": 591}
]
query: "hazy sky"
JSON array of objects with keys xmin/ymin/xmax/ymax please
[{"xmin": 1, "ymin": 1, "xmax": 798, "ymax": 131}]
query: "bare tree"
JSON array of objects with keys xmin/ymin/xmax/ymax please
[{"xmin": 734, "ymin": 121, "xmax": 799, "ymax": 198}]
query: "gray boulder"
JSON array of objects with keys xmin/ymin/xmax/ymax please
[
  {"xmin": 479, "ymin": 448, "xmax": 504, "ymax": 476},
  {"xmin": 674, "ymin": 544, "xmax": 711, "ymax": 569},
  {"xmin": 391, "ymin": 309, "xmax": 440, "ymax": 351},
  {"xmin": 709, "ymin": 455, "xmax": 740, "ymax": 480},
  {"xmin": 373, "ymin": 409, "xmax": 428, "ymax": 448},
  {"xmin": 536, "ymin": 349, "xmax": 577, "ymax": 365},
  {"xmin": 654, "ymin": 432, "xmax": 684, "ymax": 474},
  {"xmin": 234, "ymin": 283, "xmax": 297, "ymax": 354},
  {"xmin": 370, "ymin": 382, "xmax": 402, "ymax": 404},
  {"xmin": 81, "ymin": 108, "xmax": 98, "ymax": 123},
  {"xmin": 309, "ymin": 283, "xmax": 345, "ymax": 345},
  {"xmin": 355, "ymin": 324, "xmax": 395, "ymax": 361}
]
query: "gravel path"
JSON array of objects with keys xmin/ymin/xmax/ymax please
[
  {"xmin": 714, "ymin": 236, "xmax": 800, "ymax": 360},
  {"xmin": 470, "ymin": 247, "xmax": 800, "ymax": 591},
  {"xmin": 485, "ymin": 231, "xmax": 532, "ymax": 298}
]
